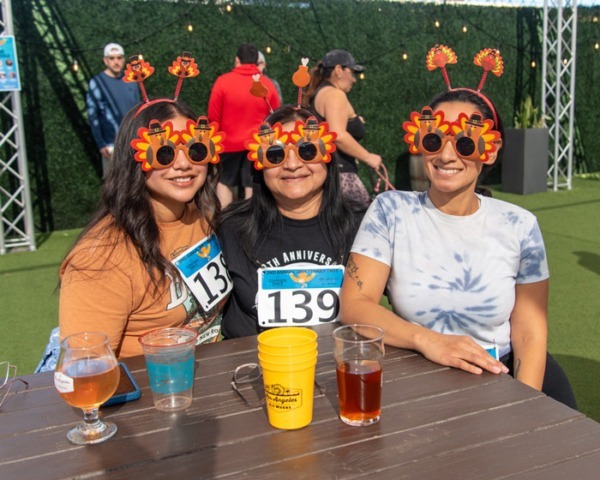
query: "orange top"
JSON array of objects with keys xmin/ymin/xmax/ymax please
[{"xmin": 59, "ymin": 206, "xmax": 222, "ymax": 358}]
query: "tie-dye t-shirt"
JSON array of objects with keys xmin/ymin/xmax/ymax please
[{"xmin": 351, "ymin": 191, "xmax": 549, "ymax": 357}]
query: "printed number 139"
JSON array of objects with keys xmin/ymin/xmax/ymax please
[
  {"xmin": 193, "ymin": 253, "xmax": 231, "ymax": 305},
  {"xmin": 267, "ymin": 289, "xmax": 339, "ymax": 324}
]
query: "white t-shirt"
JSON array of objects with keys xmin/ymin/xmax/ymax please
[{"xmin": 351, "ymin": 191, "xmax": 549, "ymax": 357}]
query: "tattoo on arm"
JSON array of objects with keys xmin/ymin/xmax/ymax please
[
  {"xmin": 346, "ymin": 256, "xmax": 363, "ymax": 290},
  {"xmin": 513, "ymin": 358, "xmax": 521, "ymax": 379}
]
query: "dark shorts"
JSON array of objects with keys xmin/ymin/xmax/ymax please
[{"xmin": 219, "ymin": 151, "xmax": 252, "ymax": 188}]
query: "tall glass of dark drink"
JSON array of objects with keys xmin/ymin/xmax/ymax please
[{"xmin": 333, "ymin": 325, "xmax": 384, "ymax": 426}]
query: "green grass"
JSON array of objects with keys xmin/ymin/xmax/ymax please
[
  {"xmin": 1, "ymin": 178, "xmax": 598, "ymax": 420},
  {"xmin": 0, "ymin": 229, "xmax": 80, "ymax": 375}
]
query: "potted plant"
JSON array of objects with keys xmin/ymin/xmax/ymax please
[{"xmin": 501, "ymin": 95, "xmax": 550, "ymax": 194}]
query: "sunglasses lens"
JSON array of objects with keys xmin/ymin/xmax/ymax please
[
  {"xmin": 234, "ymin": 364, "xmax": 262, "ymax": 384},
  {"xmin": 422, "ymin": 133, "xmax": 442, "ymax": 153},
  {"xmin": 297, "ymin": 142, "xmax": 317, "ymax": 161},
  {"xmin": 188, "ymin": 142, "xmax": 208, "ymax": 162},
  {"xmin": 455, "ymin": 136, "xmax": 476, "ymax": 157},
  {"xmin": 265, "ymin": 145, "xmax": 286, "ymax": 165},
  {"xmin": 156, "ymin": 146, "xmax": 175, "ymax": 166}
]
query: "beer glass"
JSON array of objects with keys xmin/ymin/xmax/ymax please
[
  {"xmin": 333, "ymin": 324, "xmax": 384, "ymax": 426},
  {"xmin": 54, "ymin": 332, "xmax": 120, "ymax": 445}
]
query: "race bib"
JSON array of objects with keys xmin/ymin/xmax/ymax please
[
  {"xmin": 257, "ymin": 265, "xmax": 344, "ymax": 327},
  {"xmin": 172, "ymin": 234, "xmax": 232, "ymax": 311}
]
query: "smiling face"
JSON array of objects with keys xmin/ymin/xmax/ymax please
[
  {"xmin": 422, "ymin": 101, "xmax": 500, "ymax": 209},
  {"xmin": 263, "ymin": 120, "xmax": 328, "ymax": 218},
  {"xmin": 144, "ymin": 115, "xmax": 208, "ymax": 221}
]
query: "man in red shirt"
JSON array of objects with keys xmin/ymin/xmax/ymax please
[{"xmin": 208, "ymin": 44, "xmax": 281, "ymax": 207}]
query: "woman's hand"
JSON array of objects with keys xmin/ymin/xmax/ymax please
[
  {"xmin": 418, "ymin": 330, "xmax": 509, "ymax": 375},
  {"xmin": 363, "ymin": 153, "xmax": 382, "ymax": 169}
]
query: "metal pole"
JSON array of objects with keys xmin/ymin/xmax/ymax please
[{"xmin": 0, "ymin": 0, "xmax": 36, "ymax": 253}]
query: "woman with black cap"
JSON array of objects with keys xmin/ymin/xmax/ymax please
[{"xmin": 304, "ymin": 49, "xmax": 383, "ymax": 207}]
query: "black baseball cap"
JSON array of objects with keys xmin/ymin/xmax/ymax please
[{"xmin": 322, "ymin": 49, "xmax": 365, "ymax": 73}]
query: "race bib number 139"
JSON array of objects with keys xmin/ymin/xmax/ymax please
[
  {"xmin": 173, "ymin": 234, "xmax": 232, "ymax": 311},
  {"xmin": 257, "ymin": 265, "xmax": 344, "ymax": 327}
]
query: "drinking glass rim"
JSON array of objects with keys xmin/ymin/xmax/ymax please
[
  {"xmin": 333, "ymin": 324, "xmax": 384, "ymax": 343},
  {"xmin": 138, "ymin": 326, "xmax": 199, "ymax": 347},
  {"xmin": 60, "ymin": 332, "xmax": 111, "ymax": 350}
]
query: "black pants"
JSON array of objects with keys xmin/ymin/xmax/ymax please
[{"xmin": 500, "ymin": 351, "xmax": 578, "ymax": 410}]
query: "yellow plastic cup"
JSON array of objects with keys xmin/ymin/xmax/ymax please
[
  {"xmin": 257, "ymin": 328, "xmax": 317, "ymax": 350},
  {"xmin": 257, "ymin": 343, "xmax": 317, "ymax": 361},
  {"xmin": 258, "ymin": 349, "xmax": 318, "ymax": 365},
  {"xmin": 259, "ymin": 355, "xmax": 317, "ymax": 430},
  {"xmin": 258, "ymin": 337, "xmax": 317, "ymax": 356}
]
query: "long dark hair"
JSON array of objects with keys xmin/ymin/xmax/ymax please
[
  {"xmin": 66, "ymin": 100, "xmax": 220, "ymax": 289},
  {"xmin": 302, "ymin": 62, "xmax": 335, "ymax": 108},
  {"xmin": 218, "ymin": 105, "xmax": 359, "ymax": 264},
  {"xmin": 428, "ymin": 88, "xmax": 505, "ymax": 191}
]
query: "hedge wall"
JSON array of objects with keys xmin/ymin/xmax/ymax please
[{"xmin": 11, "ymin": 0, "xmax": 600, "ymax": 231}]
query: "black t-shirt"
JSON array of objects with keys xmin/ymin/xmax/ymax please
[{"xmin": 218, "ymin": 213, "xmax": 360, "ymax": 338}]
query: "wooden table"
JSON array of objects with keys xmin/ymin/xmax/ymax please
[{"xmin": 2, "ymin": 323, "xmax": 599, "ymax": 479}]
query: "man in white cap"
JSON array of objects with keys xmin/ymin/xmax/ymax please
[{"xmin": 86, "ymin": 42, "xmax": 140, "ymax": 177}]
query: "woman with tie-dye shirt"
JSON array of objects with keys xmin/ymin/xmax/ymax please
[{"xmin": 340, "ymin": 89, "xmax": 576, "ymax": 408}]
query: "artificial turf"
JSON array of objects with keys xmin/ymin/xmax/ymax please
[{"xmin": 1, "ymin": 177, "xmax": 598, "ymax": 420}]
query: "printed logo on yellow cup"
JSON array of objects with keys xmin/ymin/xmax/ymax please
[{"xmin": 264, "ymin": 383, "xmax": 302, "ymax": 412}]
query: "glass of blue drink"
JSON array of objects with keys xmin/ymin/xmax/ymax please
[{"xmin": 139, "ymin": 328, "xmax": 198, "ymax": 412}]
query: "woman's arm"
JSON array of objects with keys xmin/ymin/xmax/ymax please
[
  {"xmin": 59, "ymin": 253, "xmax": 131, "ymax": 355},
  {"xmin": 340, "ymin": 253, "xmax": 508, "ymax": 375},
  {"xmin": 509, "ymin": 280, "xmax": 548, "ymax": 390},
  {"xmin": 319, "ymin": 89, "xmax": 382, "ymax": 169}
]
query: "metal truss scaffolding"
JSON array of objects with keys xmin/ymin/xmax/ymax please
[
  {"xmin": 0, "ymin": 0, "xmax": 35, "ymax": 253},
  {"xmin": 542, "ymin": 0, "xmax": 578, "ymax": 191}
]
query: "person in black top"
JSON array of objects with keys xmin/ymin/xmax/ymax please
[
  {"xmin": 304, "ymin": 49, "xmax": 383, "ymax": 207},
  {"xmin": 218, "ymin": 106, "xmax": 363, "ymax": 338}
]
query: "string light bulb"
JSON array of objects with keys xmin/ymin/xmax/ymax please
[
  {"xmin": 225, "ymin": 3, "xmax": 232, "ymax": 13},
  {"xmin": 266, "ymin": 46, "xmax": 272, "ymax": 54},
  {"xmin": 187, "ymin": 20, "xmax": 193, "ymax": 32},
  {"xmin": 72, "ymin": 59, "xmax": 79, "ymax": 73},
  {"xmin": 531, "ymin": 60, "xmax": 536, "ymax": 68},
  {"xmin": 402, "ymin": 52, "xmax": 408, "ymax": 61},
  {"xmin": 462, "ymin": 25, "xmax": 468, "ymax": 33},
  {"xmin": 595, "ymin": 42, "xmax": 600, "ymax": 50},
  {"xmin": 359, "ymin": 72, "xmax": 365, "ymax": 80},
  {"xmin": 434, "ymin": 20, "xmax": 440, "ymax": 28}
]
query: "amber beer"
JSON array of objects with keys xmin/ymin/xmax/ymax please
[
  {"xmin": 58, "ymin": 359, "xmax": 119, "ymax": 409},
  {"xmin": 336, "ymin": 359, "xmax": 382, "ymax": 424}
]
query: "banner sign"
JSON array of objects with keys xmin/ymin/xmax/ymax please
[{"xmin": 0, "ymin": 36, "xmax": 21, "ymax": 92}]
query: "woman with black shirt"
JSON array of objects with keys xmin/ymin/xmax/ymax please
[
  {"xmin": 218, "ymin": 106, "xmax": 363, "ymax": 338},
  {"xmin": 304, "ymin": 49, "xmax": 383, "ymax": 207}
]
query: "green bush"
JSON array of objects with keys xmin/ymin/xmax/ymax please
[{"xmin": 12, "ymin": 0, "xmax": 600, "ymax": 231}]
